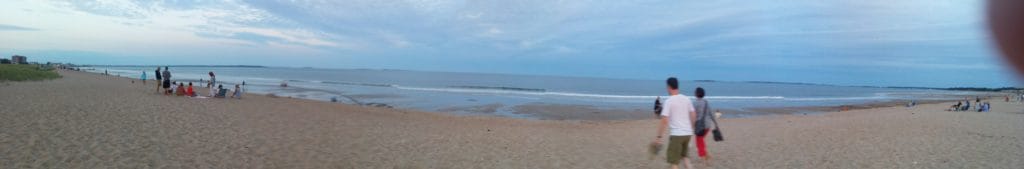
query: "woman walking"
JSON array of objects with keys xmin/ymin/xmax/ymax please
[{"xmin": 693, "ymin": 87, "xmax": 717, "ymax": 166}]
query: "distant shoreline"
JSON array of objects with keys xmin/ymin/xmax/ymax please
[
  {"xmin": 73, "ymin": 65, "xmax": 1020, "ymax": 90},
  {"xmin": 77, "ymin": 65, "xmax": 267, "ymax": 68}
]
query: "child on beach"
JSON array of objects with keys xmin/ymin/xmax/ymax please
[
  {"xmin": 653, "ymin": 77, "xmax": 697, "ymax": 169},
  {"xmin": 140, "ymin": 71, "xmax": 147, "ymax": 85}
]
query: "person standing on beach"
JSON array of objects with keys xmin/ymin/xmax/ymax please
[
  {"xmin": 653, "ymin": 77, "xmax": 697, "ymax": 169},
  {"xmin": 162, "ymin": 67, "xmax": 172, "ymax": 95},
  {"xmin": 692, "ymin": 87, "xmax": 716, "ymax": 166},
  {"xmin": 140, "ymin": 71, "xmax": 147, "ymax": 85},
  {"xmin": 208, "ymin": 72, "xmax": 216, "ymax": 88},
  {"xmin": 154, "ymin": 67, "xmax": 162, "ymax": 93}
]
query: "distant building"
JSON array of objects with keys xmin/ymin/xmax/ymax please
[
  {"xmin": 11, "ymin": 55, "xmax": 27, "ymax": 64},
  {"xmin": 0, "ymin": 58, "xmax": 10, "ymax": 64}
]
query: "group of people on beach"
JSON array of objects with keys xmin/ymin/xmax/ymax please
[
  {"xmin": 652, "ymin": 77, "xmax": 721, "ymax": 169},
  {"xmin": 141, "ymin": 67, "xmax": 243, "ymax": 99},
  {"xmin": 949, "ymin": 97, "xmax": 991, "ymax": 112}
]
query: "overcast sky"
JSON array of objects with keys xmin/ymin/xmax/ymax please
[{"xmin": 0, "ymin": 0, "xmax": 1019, "ymax": 87}]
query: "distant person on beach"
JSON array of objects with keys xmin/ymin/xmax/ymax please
[
  {"xmin": 140, "ymin": 71, "xmax": 147, "ymax": 85},
  {"xmin": 175, "ymin": 82, "xmax": 186, "ymax": 96},
  {"xmin": 154, "ymin": 67, "xmax": 162, "ymax": 93},
  {"xmin": 187, "ymin": 82, "xmax": 195, "ymax": 97},
  {"xmin": 215, "ymin": 84, "xmax": 227, "ymax": 98},
  {"xmin": 653, "ymin": 77, "xmax": 697, "ymax": 169},
  {"xmin": 963, "ymin": 100, "xmax": 971, "ymax": 111},
  {"xmin": 170, "ymin": 81, "xmax": 177, "ymax": 93},
  {"xmin": 171, "ymin": 82, "xmax": 179, "ymax": 95},
  {"xmin": 654, "ymin": 96, "xmax": 663, "ymax": 118},
  {"xmin": 208, "ymin": 72, "xmax": 216, "ymax": 88},
  {"xmin": 162, "ymin": 67, "xmax": 172, "ymax": 95},
  {"xmin": 209, "ymin": 84, "xmax": 217, "ymax": 97},
  {"xmin": 692, "ymin": 87, "xmax": 717, "ymax": 166},
  {"xmin": 231, "ymin": 84, "xmax": 243, "ymax": 99}
]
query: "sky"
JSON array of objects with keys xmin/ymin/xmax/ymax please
[{"xmin": 0, "ymin": 0, "xmax": 1020, "ymax": 88}]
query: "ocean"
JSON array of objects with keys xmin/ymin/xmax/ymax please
[{"xmin": 85, "ymin": 66, "xmax": 983, "ymax": 119}]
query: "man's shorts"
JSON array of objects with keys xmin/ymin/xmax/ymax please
[{"xmin": 666, "ymin": 135, "xmax": 691, "ymax": 164}]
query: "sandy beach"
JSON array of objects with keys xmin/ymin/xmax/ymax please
[{"xmin": 1, "ymin": 70, "xmax": 1022, "ymax": 168}]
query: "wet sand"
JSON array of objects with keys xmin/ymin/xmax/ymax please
[{"xmin": 1, "ymin": 70, "xmax": 1022, "ymax": 168}]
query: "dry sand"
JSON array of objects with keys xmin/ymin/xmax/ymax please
[{"xmin": 1, "ymin": 70, "xmax": 1022, "ymax": 168}]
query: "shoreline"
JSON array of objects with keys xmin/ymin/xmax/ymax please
[{"xmin": 79, "ymin": 69, "xmax": 1004, "ymax": 120}]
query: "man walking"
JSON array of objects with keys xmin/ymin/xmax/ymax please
[{"xmin": 653, "ymin": 77, "xmax": 698, "ymax": 169}]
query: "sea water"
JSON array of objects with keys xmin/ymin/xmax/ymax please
[{"xmin": 87, "ymin": 66, "xmax": 981, "ymax": 118}]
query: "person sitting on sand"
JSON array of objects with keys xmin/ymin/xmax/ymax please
[
  {"xmin": 170, "ymin": 81, "xmax": 178, "ymax": 94},
  {"xmin": 653, "ymin": 77, "xmax": 698, "ymax": 169},
  {"xmin": 186, "ymin": 82, "xmax": 195, "ymax": 97},
  {"xmin": 230, "ymin": 84, "xmax": 243, "ymax": 99},
  {"xmin": 175, "ymin": 82, "xmax": 186, "ymax": 96},
  {"xmin": 962, "ymin": 100, "xmax": 971, "ymax": 111},
  {"xmin": 215, "ymin": 85, "xmax": 227, "ymax": 98}
]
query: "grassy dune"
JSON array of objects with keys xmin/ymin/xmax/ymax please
[{"xmin": 0, "ymin": 64, "xmax": 61, "ymax": 81}]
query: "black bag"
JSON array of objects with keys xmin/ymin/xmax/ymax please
[
  {"xmin": 709, "ymin": 102, "xmax": 724, "ymax": 141},
  {"xmin": 712, "ymin": 128, "xmax": 724, "ymax": 141}
]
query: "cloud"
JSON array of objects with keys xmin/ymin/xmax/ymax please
[
  {"xmin": 0, "ymin": 0, "xmax": 1013, "ymax": 87},
  {"xmin": 0, "ymin": 24, "xmax": 37, "ymax": 31}
]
